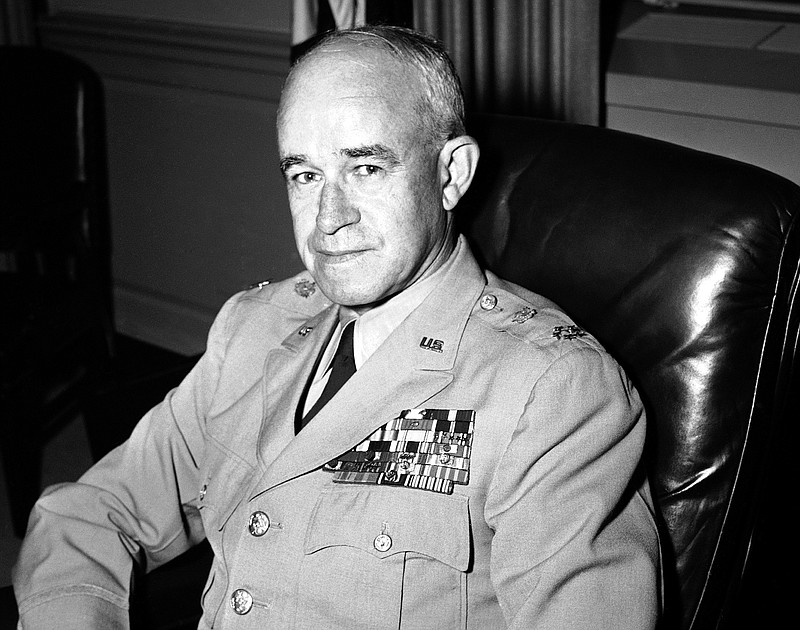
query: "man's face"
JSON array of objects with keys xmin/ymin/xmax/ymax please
[{"xmin": 277, "ymin": 46, "xmax": 451, "ymax": 309}]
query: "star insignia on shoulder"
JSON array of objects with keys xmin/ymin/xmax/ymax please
[
  {"xmin": 294, "ymin": 279, "xmax": 316, "ymax": 298},
  {"xmin": 552, "ymin": 325, "xmax": 586, "ymax": 340}
]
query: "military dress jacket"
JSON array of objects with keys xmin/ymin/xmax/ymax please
[{"xmin": 14, "ymin": 237, "xmax": 661, "ymax": 629}]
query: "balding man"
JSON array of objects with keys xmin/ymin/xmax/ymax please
[{"xmin": 14, "ymin": 26, "xmax": 660, "ymax": 629}]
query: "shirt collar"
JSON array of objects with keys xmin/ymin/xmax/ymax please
[
  {"xmin": 353, "ymin": 238, "xmax": 461, "ymax": 367},
  {"xmin": 317, "ymin": 238, "xmax": 462, "ymax": 377}
]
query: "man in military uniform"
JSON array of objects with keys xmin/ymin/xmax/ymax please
[{"xmin": 14, "ymin": 26, "xmax": 660, "ymax": 629}]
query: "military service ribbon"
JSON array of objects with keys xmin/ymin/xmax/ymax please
[{"xmin": 324, "ymin": 408, "xmax": 475, "ymax": 495}]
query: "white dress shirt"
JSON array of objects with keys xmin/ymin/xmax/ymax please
[{"xmin": 301, "ymin": 239, "xmax": 461, "ymax": 416}]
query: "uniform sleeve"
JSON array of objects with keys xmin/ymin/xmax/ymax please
[
  {"xmin": 12, "ymin": 294, "xmax": 242, "ymax": 629},
  {"xmin": 485, "ymin": 346, "xmax": 661, "ymax": 629}
]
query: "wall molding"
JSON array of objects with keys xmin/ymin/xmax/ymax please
[
  {"xmin": 39, "ymin": 12, "xmax": 291, "ymax": 101},
  {"xmin": 607, "ymin": 5, "xmax": 800, "ymax": 185},
  {"xmin": 114, "ymin": 283, "xmax": 215, "ymax": 356}
]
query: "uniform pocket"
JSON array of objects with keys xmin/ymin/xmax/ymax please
[
  {"xmin": 305, "ymin": 485, "xmax": 470, "ymax": 569},
  {"xmin": 300, "ymin": 486, "xmax": 470, "ymax": 629}
]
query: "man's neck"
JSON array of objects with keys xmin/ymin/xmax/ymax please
[
  {"xmin": 350, "ymin": 236, "xmax": 462, "ymax": 364},
  {"xmin": 351, "ymin": 233, "xmax": 458, "ymax": 316}
]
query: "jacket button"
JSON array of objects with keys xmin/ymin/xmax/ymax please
[
  {"xmin": 479, "ymin": 294, "xmax": 497, "ymax": 310},
  {"xmin": 373, "ymin": 533, "xmax": 392, "ymax": 552},
  {"xmin": 248, "ymin": 511, "xmax": 270, "ymax": 537},
  {"xmin": 230, "ymin": 588, "xmax": 253, "ymax": 615}
]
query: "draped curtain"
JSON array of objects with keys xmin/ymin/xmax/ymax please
[
  {"xmin": 0, "ymin": 0, "xmax": 37, "ymax": 46},
  {"xmin": 413, "ymin": 0, "xmax": 601, "ymax": 124}
]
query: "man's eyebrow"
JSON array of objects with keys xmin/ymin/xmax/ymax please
[
  {"xmin": 279, "ymin": 155, "xmax": 307, "ymax": 173},
  {"xmin": 341, "ymin": 144, "xmax": 400, "ymax": 165},
  {"xmin": 279, "ymin": 145, "xmax": 400, "ymax": 173}
]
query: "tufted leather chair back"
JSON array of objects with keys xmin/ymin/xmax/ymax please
[{"xmin": 459, "ymin": 114, "xmax": 800, "ymax": 630}]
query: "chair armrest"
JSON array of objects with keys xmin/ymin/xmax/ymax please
[{"xmin": 0, "ymin": 583, "xmax": 18, "ymax": 629}]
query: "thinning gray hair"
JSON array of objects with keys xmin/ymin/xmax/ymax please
[{"xmin": 287, "ymin": 25, "xmax": 466, "ymax": 149}]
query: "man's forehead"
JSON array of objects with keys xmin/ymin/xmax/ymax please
[
  {"xmin": 277, "ymin": 43, "xmax": 430, "ymax": 159},
  {"xmin": 284, "ymin": 43, "xmax": 417, "ymax": 103}
]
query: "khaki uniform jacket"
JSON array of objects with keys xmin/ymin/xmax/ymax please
[{"xmin": 14, "ymin": 238, "xmax": 661, "ymax": 629}]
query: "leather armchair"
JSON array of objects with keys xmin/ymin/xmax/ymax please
[{"xmin": 459, "ymin": 114, "xmax": 800, "ymax": 629}]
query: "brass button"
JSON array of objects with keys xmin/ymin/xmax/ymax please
[
  {"xmin": 373, "ymin": 533, "xmax": 393, "ymax": 552},
  {"xmin": 480, "ymin": 294, "xmax": 497, "ymax": 310},
  {"xmin": 230, "ymin": 589, "xmax": 253, "ymax": 615},
  {"xmin": 248, "ymin": 511, "xmax": 270, "ymax": 537},
  {"xmin": 439, "ymin": 453, "xmax": 452, "ymax": 465}
]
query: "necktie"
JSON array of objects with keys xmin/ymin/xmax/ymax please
[{"xmin": 299, "ymin": 320, "xmax": 356, "ymax": 429}]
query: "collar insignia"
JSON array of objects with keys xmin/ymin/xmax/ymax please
[
  {"xmin": 294, "ymin": 279, "xmax": 316, "ymax": 298},
  {"xmin": 511, "ymin": 306, "xmax": 537, "ymax": 323},
  {"xmin": 420, "ymin": 336, "xmax": 444, "ymax": 353}
]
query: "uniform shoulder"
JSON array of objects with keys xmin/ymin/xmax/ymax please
[
  {"xmin": 471, "ymin": 270, "xmax": 602, "ymax": 352},
  {"xmin": 232, "ymin": 270, "xmax": 331, "ymax": 317}
]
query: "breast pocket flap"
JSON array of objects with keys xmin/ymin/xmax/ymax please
[{"xmin": 304, "ymin": 487, "xmax": 470, "ymax": 572}]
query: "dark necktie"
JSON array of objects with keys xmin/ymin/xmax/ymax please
[{"xmin": 299, "ymin": 320, "xmax": 356, "ymax": 429}]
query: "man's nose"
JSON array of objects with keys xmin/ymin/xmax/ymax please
[{"xmin": 316, "ymin": 181, "xmax": 360, "ymax": 234}]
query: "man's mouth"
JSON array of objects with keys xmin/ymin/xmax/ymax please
[{"xmin": 315, "ymin": 248, "xmax": 367, "ymax": 263}]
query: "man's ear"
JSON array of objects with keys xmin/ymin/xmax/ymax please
[{"xmin": 439, "ymin": 135, "xmax": 480, "ymax": 211}]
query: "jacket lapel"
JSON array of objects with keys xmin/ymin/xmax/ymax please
[
  {"xmin": 251, "ymin": 238, "xmax": 487, "ymax": 498},
  {"xmin": 255, "ymin": 305, "xmax": 339, "ymax": 471}
]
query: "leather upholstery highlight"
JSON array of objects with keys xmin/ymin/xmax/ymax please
[{"xmin": 459, "ymin": 114, "xmax": 800, "ymax": 630}]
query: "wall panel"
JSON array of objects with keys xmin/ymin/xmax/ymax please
[
  {"xmin": 39, "ymin": 13, "xmax": 300, "ymax": 355},
  {"xmin": 48, "ymin": 0, "xmax": 291, "ymax": 33},
  {"xmin": 606, "ymin": 6, "xmax": 800, "ymax": 186}
]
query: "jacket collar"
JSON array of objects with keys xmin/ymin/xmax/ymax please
[{"xmin": 250, "ymin": 235, "xmax": 487, "ymax": 497}]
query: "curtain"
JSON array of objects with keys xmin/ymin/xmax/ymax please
[
  {"xmin": 292, "ymin": 0, "xmax": 413, "ymax": 61},
  {"xmin": 414, "ymin": 0, "xmax": 601, "ymax": 125},
  {"xmin": 1, "ymin": 0, "xmax": 37, "ymax": 46}
]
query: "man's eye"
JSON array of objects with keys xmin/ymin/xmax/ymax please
[
  {"xmin": 354, "ymin": 164, "xmax": 382, "ymax": 177},
  {"xmin": 293, "ymin": 172, "xmax": 321, "ymax": 184}
]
